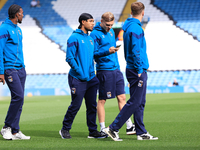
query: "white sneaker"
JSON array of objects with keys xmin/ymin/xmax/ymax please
[
  {"xmin": 137, "ymin": 132, "xmax": 158, "ymax": 140},
  {"xmin": 12, "ymin": 131, "xmax": 31, "ymax": 140},
  {"xmin": 104, "ymin": 127, "xmax": 123, "ymax": 141},
  {"xmin": 1, "ymin": 127, "xmax": 12, "ymax": 140},
  {"xmin": 101, "ymin": 128, "xmax": 109, "ymax": 137}
]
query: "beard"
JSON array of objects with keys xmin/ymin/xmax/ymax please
[
  {"xmin": 85, "ymin": 27, "xmax": 93, "ymax": 32},
  {"xmin": 18, "ymin": 19, "xmax": 22, "ymax": 24}
]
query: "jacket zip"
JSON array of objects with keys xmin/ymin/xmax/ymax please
[
  {"xmin": 13, "ymin": 28, "xmax": 19, "ymax": 68},
  {"xmin": 86, "ymin": 35, "xmax": 91, "ymax": 76}
]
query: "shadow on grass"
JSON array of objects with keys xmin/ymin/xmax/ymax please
[
  {"xmin": 15, "ymin": 130, "xmax": 116, "ymax": 141},
  {"xmin": 0, "ymin": 129, "xmax": 137, "ymax": 142}
]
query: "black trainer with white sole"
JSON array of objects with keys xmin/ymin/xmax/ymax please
[
  {"xmin": 126, "ymin": 124, "xmax": 136, "ymax": 135},
  {"xmin": 100, "ymin": 130, "xmax": 108, "ymax": 138},
  {"xmin": 137, "ymin": 132, "xmax": 158, "ymax": 140},
  {"xmin": 59, "ymin": 130, "xmax": 71, "ymax": 139},
  {"xmin": 88, "ymin": 130, "xmax": 107, "ymax": 138},
  {"xmin": 104, "ymin": 127, "xmax": 123, "ymax": 141}
]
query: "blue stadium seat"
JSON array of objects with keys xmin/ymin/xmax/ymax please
[{"xmin": 153, "ymin": 0, "xmax": 200, "ymax": 42}]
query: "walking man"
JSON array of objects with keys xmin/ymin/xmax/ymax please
[
  {"xmin": 104, "ymin": 2, "xmax": 158, "ymax": 141},
  {"xmin": 90, "ymin": 12, "xmax": 135, "ymax": 135},
  {"xmin": 0, "ymin": 4, "xmax": 30, "ymax": 140},
  {"xmin": 59, "ymin": 13, "xmax": 107, "ymax": 139}
]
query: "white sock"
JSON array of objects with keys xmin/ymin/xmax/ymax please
[
  {"xmin": 126, "ymin": 118, "xmax": 133, "ymax": 129},
  {"xmin": 99, "ymin": 122, "xmax": 105, "ymax": 131}
]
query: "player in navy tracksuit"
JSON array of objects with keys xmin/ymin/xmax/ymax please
[
  {"xmin": 59, "ymin": 13, "xmax": 106, "ymax": 139},
  {"xmin": 90, "ymin": 12, "xmax": 135, "ymax": 135},
  {"xmin": 104, "ymin": 2, "xmax": 158, "ymax": 141},
  {"xmin": 0, "ymin": 4, "xmax": 30, "ymax": 140}
]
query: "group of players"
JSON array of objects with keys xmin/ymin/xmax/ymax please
[{"xmin": 0, "ymin": 2, "xmax": 158, "ymax": 141}]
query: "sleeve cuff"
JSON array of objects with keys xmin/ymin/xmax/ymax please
[
  {"xmin": 137, "ymin": 69, "xmax": 143, "ymax": 74},
  {"xmin": 106, "ymin": 49, "xmax": 110, "ymax": 55}
]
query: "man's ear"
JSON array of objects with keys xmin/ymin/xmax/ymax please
[{"xmin": 81, "ymin": 20, "xmax": 85, "ymax": 25}]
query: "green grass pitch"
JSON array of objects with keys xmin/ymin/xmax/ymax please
[{"xmin": 0, "ymin": 93, "xmax": 200, "ymax": 150}]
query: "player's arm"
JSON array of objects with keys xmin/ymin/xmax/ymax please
[
  {"xmin": 66, "ymin": 38, "xmax": 82, "ymax": 75},
  {"xmin": 90, "ymin": 33, "xmax": 115, "ymax": 58},
  {"xmin": 109, "ymin": 46, "xmax": 119, "ymax": 53},
  {"xmin": 0, "ymin": 75, "xmax": 5, "ymax": 85},
  {"xmin": 130, "ymin": 31, "xmax": 144, "ymax": 76},
  {"xmin": 0, "ymin": 28, "xmax": 8, "ymax": 85}
]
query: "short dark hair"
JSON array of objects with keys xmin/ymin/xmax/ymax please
[
  {"xmin": 78, "ymin": 13, "xmax": 93, "ymax": 29},
  {"xmin": 131, "ymin": 2, "xmax": 145, "ymax": 17},
  {"xmin": 8, "ymin": 4, "xmax": 21, "ymax": 19}
]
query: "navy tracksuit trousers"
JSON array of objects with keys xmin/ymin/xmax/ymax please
[
  {"xmin": 4, "ymin": 68, "xmax": 26, "ymax": 134},
  {"xmin": 109, "ymin": 68, "xmax": 147, "ymax": 135},
  {"xmin": 62, "ymin": 75, "xmax": 99, "ymax": 133}
]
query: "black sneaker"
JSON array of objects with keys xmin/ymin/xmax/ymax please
[
  {"xmin": 100, "ymin": 130, "xmax": 108, "ymax": 138},
  {"xmin": 59, "ymin": 130, "xmax": 71, "ymax": 139},
  {"xmin": 126, "ymin": 124, "xmax": 136, "ymax": 135},
  {"xmin": 88, "ymin": 130, "xmax": 107, "ymax": 138},
  {"xmin": 137, "ymin": 132, "xmax": 158, "ymax": 140}
]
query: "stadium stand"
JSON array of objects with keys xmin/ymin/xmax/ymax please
[
  {"xmin": 19, "ymin": 15, "xmax": 69, "ymax": 74},
  {"xmin": 52, "ymin": 0, "xmax": 127, "ymax": 27},
  {"xmin": 137, "ymin": 0, "xmax": 200, "ymax": 71},
  {"xmin": 0, "ymin": 0, "xmax": 70, "ymax": 75},
  {"xmin": 23, "ymin": 70, "xmax": 200, "ymax": 89},
  {"xmin": 25, "ymin": 73, "xmax": 68, "ymax": 89},
  {"xmin": 0, "ymin": 0, "xmax": 73, "ymax": 52},
  {"xmin": 147, "ymin": 70, "xmax": 200, "ymax": 87},
  {"xmin": 152, "ymin": 0, "xmax": 200, "ymax": 41},
  {"xmin": 0, "ymin": 0, "xmax": 200, "ymax": 96}
]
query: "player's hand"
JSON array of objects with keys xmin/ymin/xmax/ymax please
[
  {"xmin": 109, "ymin": 47, "xmax": 118, "ymax": 54},
  {"xmin": 115, "ymin": 47, "xmax": 120, "ymax": 52},
  {"xmin": 0, "ymin": 74, "xmax": 5, "ymax": 85},
  {"xmin": 138, "ymin": 74, "xmax": 141, "ymax": 77}
]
